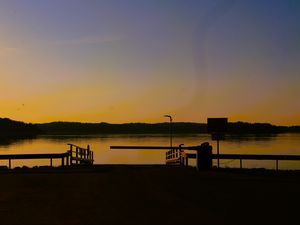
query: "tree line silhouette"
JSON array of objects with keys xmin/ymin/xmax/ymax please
[
  {"xmin": 1, "ymin": 117, "xmax": 300, "ymax": 136},
  {"xmin": 0, "ymin": 118, "xmax": 39, "ymax": 137}
]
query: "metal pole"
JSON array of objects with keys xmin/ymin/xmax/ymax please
[
  {"xmin": 76, "ymin": 147, "xmax": 78, "ymax": 165},
  {"xmin": 170, "ymin": 117, "xmax": 172, "ymax": 148},
  {"xmin": 69, "ymin": 145, "xmax": 73, "ymax": 166},
  {"xmin": 217, "ymin": 139, "xmax": 220, "ymax": 168},
  {"xmin": 179, "ymin": 144, "xmax": 183, "ymax": 165},
  {"xmin": 164, "ymin": 115, "xmax": 173, "ymax": 149}
]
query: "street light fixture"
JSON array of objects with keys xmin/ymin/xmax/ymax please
[{"xmin": 164, "ymin": 115, "xmax": 173, "ymax": 148}]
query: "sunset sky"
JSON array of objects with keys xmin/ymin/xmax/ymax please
[{"xmin": 1, "ymin": 0, "xmax": 299, "ymax": 125}]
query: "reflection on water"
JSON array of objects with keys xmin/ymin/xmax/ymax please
[
  {"xmin": 0, "ymin": 137, "xmax": 34, "ymax": 148},
  {"xmin": 0, "ymin": 133, "xmax": 300, "ymax": 169},
  {"xmin": 225, "ymin": 133, "xmax": 278, "ymax": 142}
]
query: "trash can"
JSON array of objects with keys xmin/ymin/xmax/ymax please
[{"xmin": 197, "ymin": 142, "xmax": 213, "ymax": 170}]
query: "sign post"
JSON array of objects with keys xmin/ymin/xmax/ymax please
[{"xmin": 207, "ymin": 118, "xmax": 228, "ymax": 168}]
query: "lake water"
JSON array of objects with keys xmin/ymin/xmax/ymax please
[{"xmin": 1, "ymin": 133, "xmax": 300, "ymax": 169}]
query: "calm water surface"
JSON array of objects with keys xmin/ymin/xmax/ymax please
[{"xmin": 1, "ymin": 133, "xmax": 300, "ymax": 169}]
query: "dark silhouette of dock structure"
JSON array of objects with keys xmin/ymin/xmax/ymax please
[
  {"xmin": 67, "ymin": 143, "xmax": 94, "ymax": 166},
  {"xmin": 0, "ymin": 144, "xmax": 94, "ymax": 169},
  {"xmin": 111, "ymin": 143, "xmax": 300, "ymax": 170}
]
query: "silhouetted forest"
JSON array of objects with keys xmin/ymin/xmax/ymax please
[
  {"xmin": 1, "ymin": 118, "xmax": 300, "ymax": 136},
  {"xmin": 0, "ymin": 118, "xmax": 40, "ymax": 137},
  {"xmin": 36, "ymin": 121, "xmax": 300, "ymax": 134},
  {"xmin": 36, "ymin": 122, "xmax": 206, "ymax": 134}
]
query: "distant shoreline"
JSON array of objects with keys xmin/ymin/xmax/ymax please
[
  {"xmin": 36, "ymin": 121, "xmax": 300, "ymax": 134},
  {"xmin": 1, "ymin": 117, "xmax": 300, "ymax": 136}
]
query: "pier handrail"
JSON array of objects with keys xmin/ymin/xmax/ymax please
[
  {"xmin": 68, "ymin": 144, "xmax": 94, "ymax": 166},
  {"xmin": 67, "ymin": 143, "xmax": 89, "ymax": 150},
  {"xmin": 110, "ymin": 146, "xmax": 202, "ymax": 150},
  {"xmin": 0, "ymin": 153, "xmax": 69, "ymax": 160},
  {"xmin": 0, "ymin": 152, "xmax": 70, "ymax": 169},
  {"xmin": 213, "ymin": 154, "xmax": 300, "ymax": 160},
  {"xmin": 110, "ymin": 145, "xmax": 300, "ymax": 170},
  {"xmin": 0, "ymin": 144, "xmax": 94, "ymax": 169}
]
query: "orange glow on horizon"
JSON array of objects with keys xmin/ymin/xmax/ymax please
[{"xmin": 0, "ymin": 1, "xmax": 299, "ymax": 126}]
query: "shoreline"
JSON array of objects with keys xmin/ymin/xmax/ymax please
[{"xmin": 1, "ymin": 164, "xmax": 300, "ymax": 174}]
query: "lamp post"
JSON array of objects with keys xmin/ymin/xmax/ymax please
[{"xmin": 164, "ymin": 115, "xmax": 173, "ymax": 148}]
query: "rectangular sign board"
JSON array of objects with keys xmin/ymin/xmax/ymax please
[{"xmin": 207, "ymin": 118, "xmax": 228, "ymax": 133}]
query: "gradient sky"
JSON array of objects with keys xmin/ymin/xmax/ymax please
[{"xmin": 0, "ymin": 0, "xmax": 299, "ymax": 125}]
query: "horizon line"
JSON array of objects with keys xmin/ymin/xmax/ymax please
[{"xmin": 1, "ymin": 117, "xmax": 300, "ymax": 127}]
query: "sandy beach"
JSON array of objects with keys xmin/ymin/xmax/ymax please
[{"xmin": 0, "ymin": 165, "xmax": 299, "ymax": 225}]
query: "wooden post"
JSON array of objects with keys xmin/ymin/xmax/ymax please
[
  {"xmin": 69, "ymin": 145, "xmax": 73, "ymax": 166},
  {"xmin": 179, "ymin": 145, "xmax": 182, "ymax": 166},
  {"xmin": 240, "ymin": 159, "xmax": 242, "ymax": 169},
  {"xmin": 185, "ymin": 157, "xmax": 188, "ymax": 166},
  {"xmin": 217, "ymin": 139, "xmax": 220, "ymax": 168},
  {"xmin": 83, "ymin": 149, "xmax": 86, "ymax": 160},
  {"xmin": 9, "ymin": 159, "xmax": 11, "ymax": 169},
  {"xmin": 196, "ymin": 147, "xmax": 200, "ymax": 170},
  {"xmin": 50, "ymin": 158, "xmax": 53, "ymax": 167},
  {"xmin": 91, "ymin": 151, "xmax": 94, "ymax": 164},
  {"xmin": 87, "ymin": 145, "xmax": 90, "ymax": 160},
  {"xmin": 61, "ymin": 157, "xmax": 64, "ymax": 167},
  {"xmin": 276, "ymin": 160, "xmax": 278, "ymax": 171},
  {"xmin": 76, "ymin": 147, "xmax": 79, "ymax": 165}
]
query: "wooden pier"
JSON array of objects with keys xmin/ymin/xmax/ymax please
[
  {"xmin": 67, "ymin": 143, "xmax": 94, "ymax": 166},
  {"xmin": 0, "ymin": 144, "xmax": 94, "ymax": 169},
  {"xmin": 111, "ymin": 143, "xmax": 300, "ymax": 170},
  {"xmin": 214, "ymin": 153, "xmax": 300, "ymax": 170}
]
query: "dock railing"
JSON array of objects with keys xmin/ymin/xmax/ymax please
[
  {"xmin": 0, "ymin": 152, "xmax": 70, "ymax": 169},
  {"xmin": 67, "ymin": 144, "xmax": 94, "ymax": 166},
  {"xmin": 213, "ymin": 153, "xmax": 300, "ymax": 171},
  {"xmin": 110, "ymin": 143, "xmax": 212, "ymax": 169},
  {"xmin": 111, "ymin": 143, "xmax": 300, "ymax": 170},
  {"xmin": 0, "ymin": 144, "xmax": 94, "ymax": 169},
  {"xmin": 165, "ymin": 144, "xmax": 183, "ymax": 165}
]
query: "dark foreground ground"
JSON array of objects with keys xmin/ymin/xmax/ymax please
[{"xmin": 0, "ymin": 165, "xmax": 299, "ymax": 225}]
